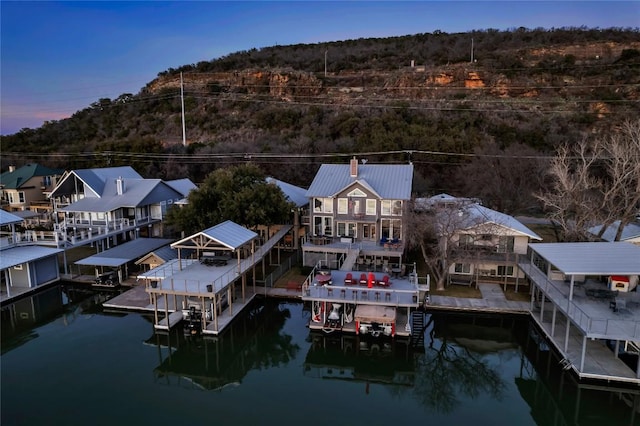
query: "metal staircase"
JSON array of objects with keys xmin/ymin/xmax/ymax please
[
  {"xmin": 410, "ymin": 310, "xmax": 427, "ymax": 348},
  {"xmin": 340, "ymin": 248, "xmax": 361, "ymax": 271}
]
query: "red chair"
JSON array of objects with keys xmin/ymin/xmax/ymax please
[
  {"xmin": 344, "ymin": 272, "xmax": 354, "ymax": 285},
  {"xmin": 377, "ymin": 275, "xmax": 391, "ymax": 287},
  {"xmin": 359, "ymin": 273, "xmax": 368, "ymax": 286}
]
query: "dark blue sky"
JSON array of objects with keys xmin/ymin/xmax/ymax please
[{"xmin": 1, "ymin": 1, "xmax": 638, "ymax": 135}]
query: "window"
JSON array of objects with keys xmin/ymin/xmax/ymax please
[
  {"xmin": 314, "ymin": 216, "xmax": 333, "ymax": 236},
  {"xmin": 381, "ymin": 219, "xmax": 402, "ymax": 239},
  {"xmin": 381, "ymin": 200, "xmax": 391, "ymax": 215},
  {"xmin": 392, "ymin": 200, "xmax": 402, "ymax": 215},
  {"xmin": 347, "ymin": 188, "xmax": 366, "ymax": 197},
  {"xmin": 337, "ymin": 198, "xmax": 348, "ymax": 214},
  {"xmin": 454, "ymin": 263, "xmax": 471, "ymax": 274},
  {"xmin": 352, "ymin": 200, "xmax": 362, "ymax": 216},
  {"xmin": 497, "ymin": 266, "xmax": 514, "ymax": 276},
  {"xmin": 313, "ymin": 198, "xmax": 333, "ymax": 213},
  {"xmin": 458, "ymin": 234, "xmax": 474, "ymax": 248},
  {"xmin": 381, "ymin": 200, "xmax": 402, "ymax": 216},
  {"xmin": 366, "ymin": 199, "xmax": 376, "ymax": 215},
  {"xmin": 497, "ymin": 236, "xmax": 515, "ymax": 253}
]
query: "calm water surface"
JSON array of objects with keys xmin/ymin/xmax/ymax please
[{"xmin": 1, "ymin": 285, "xmax": 638, "ymax": 426}]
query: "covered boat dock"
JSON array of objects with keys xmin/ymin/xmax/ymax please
[
  {"xmin": 519, "ymin": 242, "xmax": 640, "ymax": 384},
  {"xmin": 74, "ymin": 238, "xmax": 174, "ymax": 284},
  {"xmin": 136, "ymin": 221, "xmax": 292, "ymax": 335}
]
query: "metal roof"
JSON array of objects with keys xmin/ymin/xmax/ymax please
[
  {"xmin": 164, "ymin": 178, "xmax": 197, "ymax": 197},
  {"xmin": 60, "ymin": 179, "xmax": 182, "ymax": 213},
  {"xmin": 466, "ymin": 204, "xmax": 542, "ymax": 240},
  {"xmin": 530, "ymin": 242, "xmax": 640, "ymax": 275},
  {"xmin": 0, "ymin": 245, "xmax": 63, "ymax": 269},
  {"xmin": 172, "ymin": 220, "xmax": 258, "ymax": 251},
  {"xmin": 589, "ymin": 220, "xmax": 640, "ymax": 242},
  {"xmin": 75, "ymin": 238, "xmax": 174, "ymax": 267},
  {"xmin": 70, "ymin": 166, "xmax": 142, "ymax": 197},
  {"xmin": 0, "ymin": 210, "xmax": 23, "ymax": 226},
  {"xmin": 266, "ymin": 177, "xmax": 309, "ymax": 207},
  {"xmin": 0, "ymin": 163, "xmax": 64, "ymax": 189},
  {"xmin": 306, "ymin": 163, "xmax": 414, "ymax": 200}
]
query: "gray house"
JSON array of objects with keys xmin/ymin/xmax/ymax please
[
  {"xmin": 302, "ymin": 158, "xmax": 414, "ymax": 271},
  {"xmin": 48, "ymin": 166, "xmax": 195, "ymax": 249}
]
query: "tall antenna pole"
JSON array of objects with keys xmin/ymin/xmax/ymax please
[{"xmin": 180, "ymin": 72, "xmax": 186, "ymax": 146}]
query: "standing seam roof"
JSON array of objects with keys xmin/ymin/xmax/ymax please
[{"xmin": 305, "ymin": 164, "xmax": 413, "ymax": 200}]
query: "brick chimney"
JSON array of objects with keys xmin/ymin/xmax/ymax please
[{"xmin": 350, "ymin": 157, "xmax": 358, "ymax": 177}]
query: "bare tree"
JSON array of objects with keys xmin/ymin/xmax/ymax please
[
  {"xmin": 537, "ymin": 119, "xmax": 640, "ymax": 241},
  {"xmin": 596, "ymin": 120, "xmax": 640, "ymax": 241},
  {"xmin": 406, "ymin": 198, "xmax": 492, "ymax": 291}
]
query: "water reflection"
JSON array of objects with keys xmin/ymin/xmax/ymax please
[
  {"xmin": 304, "ymin": 332, "xmax": 417, "ymax": 390},
  {"xmin": 0, "ymin": 283, "xmax": 116, "ymax": 354},
  {"xmin": 148, "ymin": 300, "xmax": 300, "ymax": 391},
  {"xmin": 2, "ymin": 288, "xmax": 639, "ymax": 425}
]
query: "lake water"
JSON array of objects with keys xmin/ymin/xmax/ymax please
[{"xmin": 2, "ymin": 284, "xmax": 638, "ymax": 426}]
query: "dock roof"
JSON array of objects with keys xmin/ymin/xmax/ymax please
[
  {"xmin": 529, "ymin": 242, "xmax": 640, "ymax": 275},
  {"xmin": 75, "ymin": 238, "xmax": 174, "ymax": 267},
  {"xmin": 0, "ymin": 246, "xmax": 63, "ymax": 269},
  {"xmin": 0, "ymin": 210, "xmax": 23, "ymax": 226},
  {"xmin": 172, "ymin": 220, "xmax": 258, "ymax": 251}
]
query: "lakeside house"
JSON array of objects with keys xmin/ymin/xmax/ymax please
[
  {"xmin": 418, "ymin": 194, "xmax": 542, "ymax": 290},
  {"xmin": 47, "ymin": 166, "xmax": 195, "ymax": 250},
  {"xmin": 0, "ymin": 210, "xmax": 62, "ymax": 303},
  {"xmin": 0, "ymin": 163, "xmax": 64, "ymax": 226},
  {"xmin": 302, "ymin": 157, "xmax": 414, "ymax": 271}
]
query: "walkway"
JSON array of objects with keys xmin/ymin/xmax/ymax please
[{"xmin": 428, "ymin": 283, "xmax": 529, "ymax": 314}]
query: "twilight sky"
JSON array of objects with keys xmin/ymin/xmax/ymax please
[{"xmin": 1, "ymin": 1, "xmax": 638, "ymax": 135}]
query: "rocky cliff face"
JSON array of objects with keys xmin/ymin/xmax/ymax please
[{"xmin": 146, "ymin": 41, "xmax": 639, "ymax": 108}]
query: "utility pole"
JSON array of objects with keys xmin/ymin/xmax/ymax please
[
  {"xmin": 324, "ymin": 49, "xmax": 328, "ymax": 77},
  {"xmin": 470, "ymin": 38, "xmax": 474, "ymax": 63},
  {"xmin": 180, "ymin": 72, "xmax": 186, "ymax": 146}
]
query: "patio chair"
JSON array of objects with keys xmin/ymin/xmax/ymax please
[
  {"xmin": 359, "ymin": 273, "xmax": 368, "ymax": 286},
  {"xmin": 377, "ymin": 275, "xmax": 391, "ymax": 287},
  {"xmin": 344, "ymin": 272, "xmax": 354, "ymax": 285}
]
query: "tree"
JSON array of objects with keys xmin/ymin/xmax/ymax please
[
  {"xmin": 405, "ymin": 197, "xmax": 491, "ymax": 291},
  {"xmin": 536, "ymin": 119, "xmax": 640, "ymax": 241},
  {"xmin": 165, "ymin": 164, "xmax": 295, "ymax": 235}
]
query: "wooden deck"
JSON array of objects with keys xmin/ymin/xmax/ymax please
[
  {"xmin": 301, "ymin": 269, "xmax": 420, "ymax": 308},
  {"xmin": 155, "ymin": 311, "xmax": 183, "ymax": 330}
]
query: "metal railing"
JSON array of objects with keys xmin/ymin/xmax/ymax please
[{"xmin": 521, "ymin": 261, "xmax": 640, "ymax": 340}]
